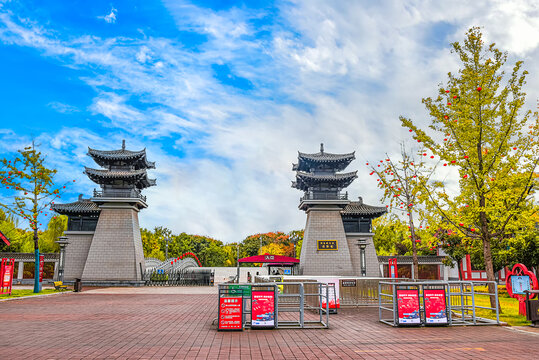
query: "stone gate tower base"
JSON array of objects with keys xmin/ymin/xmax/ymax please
[
  {"xmin": 299, "ymin": 202, "xmax": 354, "ymax": 276},
  {"xmin": 81, "ymin": 202, "xmax": 146, "ymax": 285}
]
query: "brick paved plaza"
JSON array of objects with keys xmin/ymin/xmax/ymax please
[{"xmin": 1, "ymin": 287, "xmax": 538, "ymax": 359}]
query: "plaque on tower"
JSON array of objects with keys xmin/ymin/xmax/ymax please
[{"xmin": 317, "ymin": 240, "xmax": 338, "ymax": 251}]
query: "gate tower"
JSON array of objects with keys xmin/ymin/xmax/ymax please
[
  {"xmin": 292, "ymin": 144, "xmax": 386, "ymax": 276},
  {"xmin": 53, "ymin": 140, "xmax": 156, "ymax": 285}
]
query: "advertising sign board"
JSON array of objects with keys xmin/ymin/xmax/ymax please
[
  {"xmin": 218, "ymin": 297, "xmax": 243, "ymax": 331},
  {"xmin": 423, "ymin": 289, "xmax": 448, "ymax": 325},
  {"xmin": 251, "ymin": 290, "xmax": 275, "ymax": 328},
  {"xmin": 511, "ymin": 275, "xmax": 531, "ymax": 295},
  {"xmin": 0, "ymin": 258, "xmax": 15, "ymax": 295},
  {"xmin": 39, "ymin": 255, "xmax": 44, "ymax": 282},
  {"xmin": 315, "ymin": 277, "xmax": 340, "ymax": 310},
  {"xmin": 341, "ymin": 280, "xmax": 356, "ymax": 287},
  {"xmin": 396, "ymin": 288, "xmax": 421, "ymax": 325}
]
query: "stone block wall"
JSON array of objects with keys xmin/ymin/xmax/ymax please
[
  {"xmin": 82, "ymin": 204, "xmax": 145, "ymax": 282},
  {"xmin": 299, "ymin": 206, "xmax": 355, "ymax": 276},
  {"xmin": 346, "ymin": 235, "xmax": 381, "ymax": 277},
  {"xmin": 63, "ymin": 231, "xmax": 93, "ymax": 281}
]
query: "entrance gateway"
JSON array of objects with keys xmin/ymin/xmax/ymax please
[{"xmin": 292, "ymin": 144, "xmax": 386, "ymax": 276}]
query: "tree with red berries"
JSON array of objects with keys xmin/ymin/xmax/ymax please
[
  {"xmin": 0, "ymin": 142, "xmax": 73, "ymax": 293},
  {"xmin": 401, "ymin": 27, "xmax": 539, "ymax": 310},
  {"xmin": 367, "ymin": 144, "xmax": 436, "ymax": 279}
]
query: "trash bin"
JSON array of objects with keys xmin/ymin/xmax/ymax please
[
  {"xmin": 525, "ymin": 290, "xmax": 539, "ymax": 327},
  {"xmin": 74, "ymin": 278, "xmax": 82, "ymax": 292}
]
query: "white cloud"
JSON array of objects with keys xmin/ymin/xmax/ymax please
[
  {"xmin": 98, "ymin": 6, "xmax": 117, "ymax": 24},
  {"xmin": 48, "ymin": 101, "xmax": 80, "ymax": 114},
  {"xmin": 1, "ymin": 1, "xmax": 539, "ymax": 241}
]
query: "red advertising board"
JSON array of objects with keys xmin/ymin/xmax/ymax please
[
  {"xmin": 1, "ymin": 258, "xmax": 15, "ymax": 295},
  {"xmin": 218, "ymin": 297, "xmax": 243, "ymax": 331},
  {"xmin": 39, "ymin": 255, "xmax": 44, "ymax": 282},
  {"xmin": 251, "ymin": 290, "xmax": 275, "ymax": 328},
  {"xmin": 396, "ymin": 289, "xmax": 421, "ymax": 325},
  {"xmin": 423, "ymin": 289, "xmax": 448, "ymax": 325}
]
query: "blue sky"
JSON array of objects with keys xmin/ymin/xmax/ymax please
[{"xmin": 1, "ymin": 0, "xmax": 539, "ymax": 242}]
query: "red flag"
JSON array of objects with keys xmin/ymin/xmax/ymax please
[{"xmin": 0, "ymin": 230, "xmax": 10, "ymax": 246}]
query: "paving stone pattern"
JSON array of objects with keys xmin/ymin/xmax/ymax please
[{"xmin": 1, "ymin": 290, "xmax": 538, "ymax": 359}]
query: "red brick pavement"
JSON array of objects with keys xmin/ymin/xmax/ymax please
[{"xmin": 1, "ymin": 291, "xmax": 538, "ymax": 359}]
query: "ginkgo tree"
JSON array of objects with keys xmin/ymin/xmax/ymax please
[
  {"xmin": 0, "ymin": 142, "xmax": 74, "ymax": 293},
  {"xmin": 401, "ymin": 27, "xmax": 539, "ymax": 310},
  {"xmin": 367, "ymin": 144, "xmax": 436, "ymax": 279}
]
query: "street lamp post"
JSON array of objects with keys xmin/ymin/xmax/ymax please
[
  {"xmin": 55, "ymin": 236, "xmax": 70, "ymax": 283},
  {"xmin": 164, "ymin": 238, "xmax": 171, "ymax": 259},
  {"xmin": 236, "ymin": 244, "xmax": 240, "ymax": 283},
  {"xmin": 358, "ymin": 239, "xmax": 367, "ymax": 277}
]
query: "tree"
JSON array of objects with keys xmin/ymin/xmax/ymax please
[
  {"xmin": 401, "ymin": 27, "xmax": 539, "ymax": 309},
  {"xmin": 367, "ymin": 145, "xmax": 435, "ymax": 278},
  {"xmin": 0, "ymin": 142, "xmax": 73, "ymax": 292}
]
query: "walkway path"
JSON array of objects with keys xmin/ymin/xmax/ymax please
[{"xmin": 1, "ymin": 287, "xmax": 537, "ymax": 359}]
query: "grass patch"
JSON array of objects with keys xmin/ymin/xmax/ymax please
[
  {"xmin": 472, "ymin": 287, "xmax": 531, "ymax": 326},
  {"xmin": 0, "ymin": 288, "xmax": 69, "ymax": 300}
]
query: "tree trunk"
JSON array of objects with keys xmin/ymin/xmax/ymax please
[
  {"xmin": 482, "ymin": 235, "xmax": 501, "ymax": 313},
  {"xmin": 409, "ymin": 214, "xmax": 419, "ymax": 280},
  {"xmin": 457, "ymin": 257, "xmax": 463, "ymax": 281},
  {"xmin": 479, "ymin": 191, "xmax": 500, "ymax": 312},
  {"xmin": 33, "ymin": 228, "xmax": 41, "ymax": 293}
]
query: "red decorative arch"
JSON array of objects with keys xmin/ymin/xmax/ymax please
[
  {"xmin": 178, "ymin": 252, "xmax": 202, "ymax": 267},
  {"xmin": 505, "ymin": 263, "xmax": 538, "ymax": 316}
]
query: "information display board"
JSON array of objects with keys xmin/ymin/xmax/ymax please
[
  {"xmin": 423, "ymin": 289, "xmax": 448, "ymax": 325},
  {"xmin": 511, "ymin": 275, "xmax": 531, "ymax": 295},
  {"xmin": 218, "ymin": 296, "xmax": 243, "ymax": 331},
  {"xmin": 396, "ymin": 288, "xmax": 421, "ymax": 325},
  {"xmin": 251, "ymin": 290, "xmax": 275, "ymax": 328}
]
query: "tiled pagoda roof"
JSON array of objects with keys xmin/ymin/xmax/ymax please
[
  {"xmin": 84, "ymin": 167, "xmax": 156, "ymax": 188},
  {"xmin": 296, "ymin": 171, "xmax": 358, "ymax": 183},
  {"xmin": 87, "ymin": 141, "xmax": 155, "ymax": 169},
  {"xmin": 341, "ymin": 198, "xmax": 387, "ymax": 217},
  {"xmin": 293, "ymin": 143, "xmax": 355, "ymax": 172},
  {"xmin": 293, "ymin": 171, "xmax": 358, "ymax": 191},
  {"xmin": 52, "ymin": 196, "xmax": 100, "ymax": 215}
]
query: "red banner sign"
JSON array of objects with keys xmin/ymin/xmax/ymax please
[
  {"xmin": 39, "ymin": 255, "xmax": 44, "ymax": 282},
  {"xmin": 1, "ymin": 258, "xmax": 15, "ymax": 295},
  {"xmin": 218, "ymin": 297, "xmax": 243, "ymax": 331},
  {"xmin": 424, "ymin": 289, "xmax": 448, "ymax": 325},
  {"xmin": 251, "ymin": 290, "xmax": 275, "ymax": 328},
  {"xmin": 396, "ymin": 289, "xmax": 421, "ymax": 325}
]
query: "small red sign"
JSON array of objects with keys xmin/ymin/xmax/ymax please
[
  {"xmin": 424, "ymin": 289, "xmax": 448, "ymax": 325},
  {"xmin": 1, "ymin": 258, "xmax": 15, "ymax": 295},
  {"xmin": 218, "ymin": 297, "xmax": 243, "ymax": 331},
  {"xmin": 39, "ymin": 255, "xmax": 44, "ymax": 282},
  {"xmin": 251, "ymin": 290, "xmax": 275, "ymax": 328},
  {"xmin": 396, "ymin": 289, "xmax": 421, "ymax": 325}
]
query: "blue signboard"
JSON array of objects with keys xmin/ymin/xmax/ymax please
[
  {"xmin": 284, "ymin": 269, "xmax": 291, "ymax": 275},
  {"xmin": 511, "ymin": 275, "xmax": 531, "ymax": 295}
]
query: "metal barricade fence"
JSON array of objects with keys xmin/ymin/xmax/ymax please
[
  {"xmin": 144, "ymin": 268, "xmax": 214, "ymax": 286},
  {"xmin": 379, "ymin": 280, "xmax": 500, "ymax": 327},
  {"xmin": 217, "ymin": 282, "xmax": 330, "ymax": 329}
]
